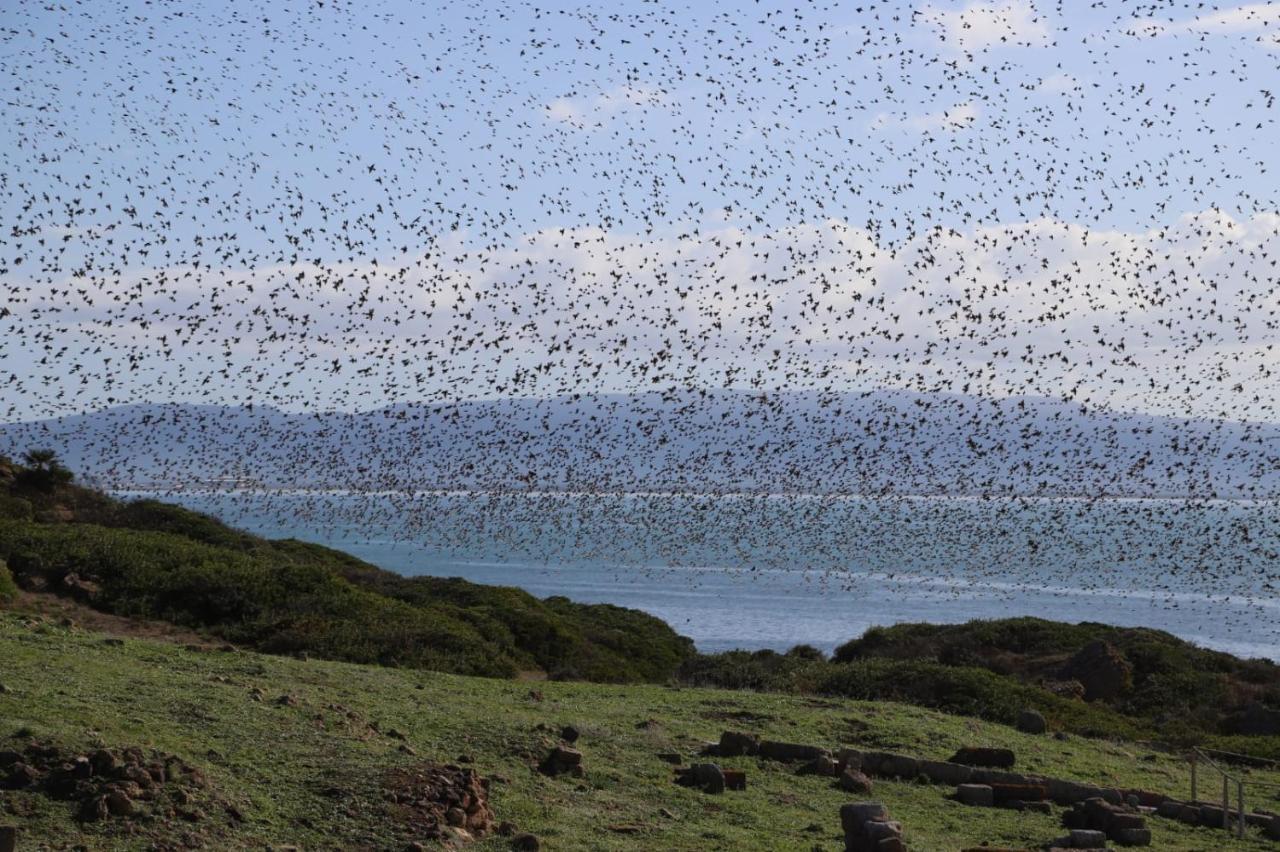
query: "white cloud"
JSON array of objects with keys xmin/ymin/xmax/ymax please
[
  {"xmin": 9, "ymin": 210, "xmax": 1279, "ymax": 419},
  {"xmin": 918, "ymin": 0, "xmax": 1051, "ymax": 52},
  {"xmin": 1036, "ymin": 73, "xmax": 1080, "ymax": 94},
  {"xmin": 544, "ymin": 85, "xmax": 669, "ymax": 128}
]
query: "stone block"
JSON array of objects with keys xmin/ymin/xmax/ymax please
[
  {"xmin": 955, "ymin": 784, "xmax": 994, "ymax": 807},
  {"xmin": 918, "ymin": 759, "xmax": 972, "ymax": 786},
  {"xmin": 758, "ymin": 740, "xmax": 829, "ymax": 762}
]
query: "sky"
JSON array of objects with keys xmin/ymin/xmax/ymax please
[{"xmin": 1, "ymin": 0, "xmax": 1279, "ymax": 422}]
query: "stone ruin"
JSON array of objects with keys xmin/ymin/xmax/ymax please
[
  {"xmin": 1057, "ymin": 797, "xmax": 1151, "ymax": 846},
  {"xmin": 1, "ymin": 741, "xmax": 212, "ymax": 825}
]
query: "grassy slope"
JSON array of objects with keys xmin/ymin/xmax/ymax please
[{"xmin": 3, "ymin": 614, "xmax": 1278, "ymax": 851}]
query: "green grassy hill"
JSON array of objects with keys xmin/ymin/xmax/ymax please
[
  {"xmin": 2, "ymin": 614, "xmax": 1279, "ymax": 850},
  {"xmin": 0, "ymin": 453, "xmax": 694, "ymax": 683}
]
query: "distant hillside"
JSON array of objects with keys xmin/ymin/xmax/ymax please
[{"xmin": 3, "ymin": 390, "xmax": 1278, "ymax": 497}]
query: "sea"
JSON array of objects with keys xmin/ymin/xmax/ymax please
[{"xmin": 114, "ymin": 490, "xmax": 1280, "ymax": 661}]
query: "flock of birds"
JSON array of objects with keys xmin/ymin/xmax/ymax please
[{"xmin": 1, "ymin": 0, "xmax": 1278, "ymax": 646}]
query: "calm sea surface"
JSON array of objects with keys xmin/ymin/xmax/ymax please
[{"xmin": 116, "ymin": 491, "xmax": 1280, "ymax": 660}]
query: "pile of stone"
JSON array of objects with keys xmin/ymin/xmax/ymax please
[
  {"xmin": 0, "ymin": 741, "xmax": 209, "ymax": 823},
  {"xmin": 1058, "ymin": 797, "xmax": 1151, "ymax": 847},
  {"xmin": 840, "ymin": 801, "xmax": 906, "ymax": 852},
  {"xmin": 383, "ymin": 762, "xmax": 495, "ymax": 843}
]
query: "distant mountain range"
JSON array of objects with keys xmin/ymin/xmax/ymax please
[{"xmin": 2, "ymin": 391, "xmax": 1277, "ymax": 498}]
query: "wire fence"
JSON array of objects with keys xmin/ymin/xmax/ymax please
[{"xmin": 1189, "ymin": 747, "xmax": 1280, "ymax": 840}]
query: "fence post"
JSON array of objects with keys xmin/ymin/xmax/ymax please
[
  {"xmin": 1222, "ymin": 775, "xmax": 1229, "ymax": 830},
  {"xmin": 1190, "ymin": 751, "xmax": 1197, "ymax": 802},
  {"xmin": 1237, "ymin": 778, "xmax": 1245, "ymax": 839}
]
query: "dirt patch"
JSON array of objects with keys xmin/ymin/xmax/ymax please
[
  {"xmin": 10, "ymin": 591, "xmax": 223, "ymax": 650},
  {"xmin": 383, "ymin": 763, "xmax": 495, "ymax": 844}
]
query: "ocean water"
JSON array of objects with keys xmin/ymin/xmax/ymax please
[{"xmin": 116, "ymin": 490, "xmax": 1280, "ymax": 660}]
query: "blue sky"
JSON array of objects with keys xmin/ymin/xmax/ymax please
[{"xmin": 2, "ymin": 0, "xmax": 1278, "ymax": 420}]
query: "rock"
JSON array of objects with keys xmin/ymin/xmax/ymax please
[
  {"xmin": 835, "ymin": 748, "xmax": 864, "ymax": 772},
  {"xmin": 758, "ymin": 740, "xmax": 829, "ymax": 762},
  {"xmin": 722, "ymin": 769, "xmax": 747, "ymax": 791},
  {"xmin": 1154, "ymin": 800, "xmax": 1181, "ymax": 819},
  {"xmin": 560, "ymin": 725, "xmax": 580, "ymax": 744},
  {"xmin": 511, "ymin": 834, "xmax": 540, "ymax": 851},
  {"xmin": 87, "ymin": 752, "xmax": 119, "ymax": 777},
  {"xmin": 991, "ymin": 782, "xmax": 1047, "ymax": 804},
  {"xmin": 839, "ymin": 801, "xmax": 888, "ymax": 835},
  {"xmin": 1069, "ymin": 829, "xmax": 1106, "ymax": 847},
  {"xmin": 879, "ymin": 754, "xmax": 919, "ymax": 778},
  {"xmin": 105, "ymin": 789, "xmax": 136, "ymax": 816},
  {"xmin": 1111, "ymin": 827, "xmax": 1151, "ymax": 846},
  {"xmin": 862, "ymin": 820, "xmax": 902, "ymax": 841},
  {"xmin": 446, "ymin": 807, "xmax": 466, "ymax": 827},
  {"xmin": 686, "ymin": 763, "xmax": 725, "ymax": 794},
  {"xmin": 2, "ymin": 763, "xmax": 39, "ymax": 789},
  {"xmin": 838, "ymin": 768, "xmax": 873, "ymax": 794},
  {"xmin": 796, "ymin": 755, "xmax": 839, "ymax": 776},
  {"xmin": 0, "ymin": 826, "xmax": 14, "ymax": 852},
  {"xmin": 79, "ymin": 794, "xmax": 110, "ymax": 822},
  {"xmin": 1199, "ymin": 803, "xmax": 1226, "ymax": 827},
  {"xmin": 1121, "ymin": 789, "xmax": 1165, "ymax": 808},
  {"xmin": 717, "ymin": 730, "xmax": 760, "ymax": 757},
  {"xmin": 1265, "ymin": 814, "xmax": 1280, "ymax": 840},
  {"xmin": 949, "ymin": 747, "xmax": 1015, "ymax": 769},
  {"xmin": 917, "ymin": 758, "xmax": 971, "ymax": 786},
  {"xmin": 1060, "ymin": 640, "xmax": 1132, "ymax": 702},
  {"xmin": 955, "ymin": 784, "xmax": 995, "ymax": 807},
  {"xmin": 538, "ymin": 745, "xmax": 583, "ymax": 777},
  {"xmin": 1016, "ymin": 708, "xmax": 1047, "ymax": 734},
  {"xmin": 1105, "ymin": 813, "xmax": 1145, "ymax": 832},
  {"xmin": 1175, "ymin": 804, "xmax": 1200, "ymax": 824}
]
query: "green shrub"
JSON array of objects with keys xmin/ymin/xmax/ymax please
[
  {"xmin": 0, "ymin": 560, "xmax": 17, "ymax": 604},
  {"xmin": 0, "ymin": 495, "xmax": 32, "ymax": 521},
  {"xmin": 0, "ymin": 516, "xmax": 693, "ymax": 683}
]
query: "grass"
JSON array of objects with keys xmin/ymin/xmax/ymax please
[{"xmin": 3, "ymin": 613, "xmax": 1278, "ymax": 851}]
